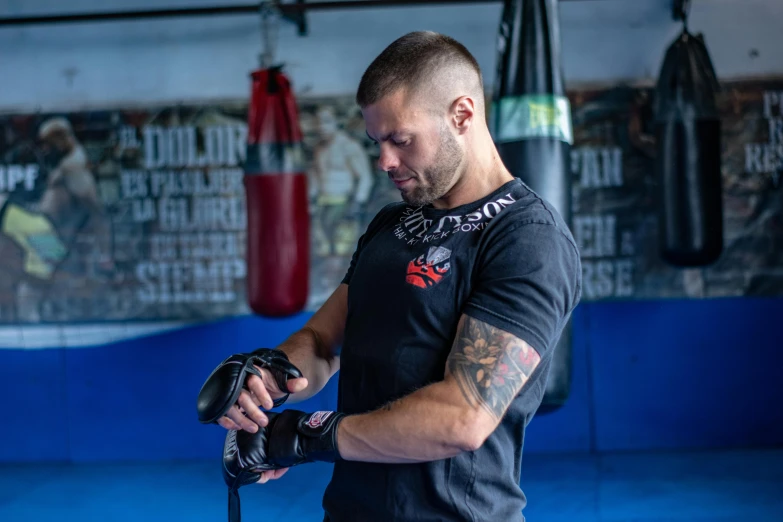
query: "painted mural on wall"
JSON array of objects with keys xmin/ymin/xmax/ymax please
[
  {"xmin": 0, "ymin": 77, "xmax": 781, "ymax": 324},
  {"xmin": 0, "ymin": 105, "xmax": 252, "ymax": 323},
  {"xmin": 568, "ymin": 78, "xmax": 783, "ymax": 301}
]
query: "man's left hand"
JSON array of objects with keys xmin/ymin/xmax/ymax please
[
  {"xmin": 257, "ymin": 467, "xmax": 289, "ymax": 484},
  {"xmin": 222, "ymin": 409, "xmax": 346, "ymax": 489}
]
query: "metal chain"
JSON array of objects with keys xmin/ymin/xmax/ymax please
[
  {"xmin": 259, "ymin": 1, "xmax": 280, "ymax": 68},
  {"xmin": 676, "ymin": 0, "xmax": 691, "ymax": 32}
]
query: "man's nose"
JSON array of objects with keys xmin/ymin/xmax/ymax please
[{"xmin": 376, "ymin": 144, "xmax": 399, "ymax": 172}]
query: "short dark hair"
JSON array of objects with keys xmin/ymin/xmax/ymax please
[{"xmin": 356, "ymin": 31, "xmax": 483, "ymax": 108}]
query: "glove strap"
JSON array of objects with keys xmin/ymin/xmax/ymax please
[
  {"xmin": 227, "ymin": 470, "xmax": 249, "ymax": 522},
  {"xmin": 251, "ymin": 348, "xmax": 303, "ymax": 408},
  {"xmin": 266, "ymin": 410, "xmax": 346, "ymax": 467},
  {"xmin": 228, "ymin": 488, "xmax": 241, "ymax": 522}
]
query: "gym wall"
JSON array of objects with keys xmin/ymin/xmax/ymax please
[{"xmin": 1, "ymin": 0, "xmax": 782, "ymax": 462}]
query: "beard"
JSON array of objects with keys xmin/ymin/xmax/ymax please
[{"xmin": 401, "ymin": 124, "xmax": 463, "ymax": 207}]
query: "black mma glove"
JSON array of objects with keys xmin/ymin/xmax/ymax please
[
  {"xmin": 222, "ymin": 409, "xmax": 345, "ymax": 522},
  {"xmin": 196, "ymin": 348, "xmax": 303, "ymax": 424}
]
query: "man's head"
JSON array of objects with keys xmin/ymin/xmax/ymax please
[
  {"xmin": 316, "ymin": 106, "xmax": 340, "ymax": 139},
  {"xmin": 38, "ymin": 117, "xmax": 76, "ymax": 153},
  {"xmin": 356, "ymin": 31, "xmax": 487, "ymax": 207}
]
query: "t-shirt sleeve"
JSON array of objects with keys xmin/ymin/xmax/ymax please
[
  {"xmin": 341, "ymin": 233, "xmax": 367, "ymax": 286},
  {"xmin": 463, "ymin": 221, "xmax": 582, "ymax": 357},
  {"xmin": 342, "ymin": 203, "xmax": 399, "ymax": 286}
]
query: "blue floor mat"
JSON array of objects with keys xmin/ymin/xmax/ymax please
[{"xmin": 1, "ymin": 448, "xmax": 781, "ymax": 521}]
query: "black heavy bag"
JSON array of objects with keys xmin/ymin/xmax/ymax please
[
  {"xmin": 492, "ymin": 0, "xmax": 573, "ymax": 413},
  {"xmin": 654, "ymin": 29, "xmax": 723, "ymax": 266}
]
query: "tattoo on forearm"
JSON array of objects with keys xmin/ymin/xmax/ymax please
[{"xmin": 447, "ymin": 316, "xmax": 541, "ymax": 419}]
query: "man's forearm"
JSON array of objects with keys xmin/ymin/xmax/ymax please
[
  {"xmin": 276, "ymin": 327, "xmax": 338, "ymax": 403},
  {"xmin": 336, "ymin": 382, "xmax": 482, "ymax": 464}
]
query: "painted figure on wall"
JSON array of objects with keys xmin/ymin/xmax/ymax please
[
  {"xmin": 0, "ymin": 117, "xmax": 113, "ymax": 321},
  {"xmin": 309, "ymin": 106, "xmax": 374, "ymax": 257}
]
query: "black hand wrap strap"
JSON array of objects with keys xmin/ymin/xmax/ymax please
[
  {"xmin": 227, "ymin": 468, "xmax": 264, "ymax": 522},
  {"xmin": 228, "ymin": 478, "xmax": 241, "ymax": 522},
  {"xmin": 227, "ymin": 469, "xmax": 262, "ymax": 522}
]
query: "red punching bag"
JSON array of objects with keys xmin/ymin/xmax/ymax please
[{"xmin": 244, "ymin": 66, "xmax": 310, "ymax": 316}]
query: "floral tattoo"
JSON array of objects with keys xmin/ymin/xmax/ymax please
[{"xmin": 447, "ymin": 316, "xmax": 541, "ymax": 419}]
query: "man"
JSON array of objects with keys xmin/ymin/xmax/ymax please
[
  {"xmin": 36, "ymin": 116, "xmax": 112, "ymax": 267},
  {"xmin": 310, "ymin": 105, "xmax": 374, "ymax": 257},
  {"xmin": 0, "ymin": 117, "xmax": 114, "ymax": 321},
  {"xmin": 214, "ymin": 31, "xmax": 581, "ymax": 521},
  {"xmin": 7, "ymin": 117, "xmax": 114, "ymax": 320}
]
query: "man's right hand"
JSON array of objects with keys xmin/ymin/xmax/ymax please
[
  {"xmin": 216, "ymin": 285, "xmax": 347, "ymax": 435},
  {"xmin": 217, "ymin": 368, "xmax": 308, "ymax": 433},
  {"xmin": 197, "ymin": 349, "xmax": 308, "ymax": 432}
]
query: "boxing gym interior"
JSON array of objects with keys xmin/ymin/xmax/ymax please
[{"xmin": 1, "ymin": 0, "xmax": 782, "ymax": 521}]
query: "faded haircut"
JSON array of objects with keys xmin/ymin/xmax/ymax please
[{"xmin": 356, "ymin": 31, "xmax": 484, "ymax": 113}]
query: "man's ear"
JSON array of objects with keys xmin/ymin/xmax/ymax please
[{"xmin": 451, "ymin": 95, "xmax": 476, "ymax": 134}]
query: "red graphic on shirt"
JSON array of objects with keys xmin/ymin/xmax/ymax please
[{"xmin": 406, "ymin": 246, "xmax": 452, "ymax": 288}]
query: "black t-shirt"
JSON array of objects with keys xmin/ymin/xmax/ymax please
[{"xmin": 322, "ymin": 178, "xmax": 582, "ymax": 522}]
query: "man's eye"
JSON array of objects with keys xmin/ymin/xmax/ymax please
[{"xmin": 394, "ymin": 139, "xmax": 411, "ymax": 147}]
